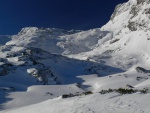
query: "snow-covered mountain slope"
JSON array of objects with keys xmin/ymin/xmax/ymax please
[
  {"xmin": 6, "ymin": 27, "xmax": 112, "ymax": 55},
  {"xmin": 3, "ymin": 92, "xmax": 150, "ymax": 113},
  {"xmin": 0, "ymin": 35, "xmax": 123, "ymax": 111},
  {"xmin": 6, "ymin": 27, "xmax": 81, "ymax": 54},
  {"xmin": 73, "ymin": 0, "xmax": 150, "ymax": 69},
  {"xmin": 100, "ymin": 0, "xmax": 150, "ymax": 63},
  {"xmin": 1, "ymin": 0, "xmax": 150, "ymax": 113}
]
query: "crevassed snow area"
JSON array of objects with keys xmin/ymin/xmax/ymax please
[{"xmin": 1, "ymin": 0, "xmax": 150, "ymax": 113}]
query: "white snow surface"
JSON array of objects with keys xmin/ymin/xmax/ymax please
[{"xmin": 1, "ymin": 0, "xmax": 150, "ymax": 113}]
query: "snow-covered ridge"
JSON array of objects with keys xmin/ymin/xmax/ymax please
[
  {"xmin": 6, "ymin": 27, "xmax": 113, "ymax": 55},
  {"xmin": 96, "ymin": 0, "xmax": 150, "ymax": 69},
  {"xmin": 102, "ymin": 0, "xmax": 150, "ymax": 31},
  {"xmin": 6, "ymin": 27, "xmax": 82, "ymax": 54}
]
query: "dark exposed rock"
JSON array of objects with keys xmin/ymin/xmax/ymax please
[
  {"xmin": 137, "ymin": 0, "xmax": 147, "ymax": 4},
  {"xmin": 111, "ymin": 4, "xmax": 123, "ymax": 20},
  {"xmin": 6, "ymin": 53, "xmax": 17, "ymax": 58},
  {"xmin": 0, "ymin": 63, "xmax": 13, "ymax": 76},
  {"xmin": 110, "ymin": 39, "xmax": 120, "ymax": 44},
  {"xmin": 99, "ymin": 88, "xmax": 149, "ymax": 95},
  {"xmin": 130, "ymin": 6, "xmax": 140, "ymax": 18},
  {"xmin": 145, "ymin": 8, "xmax": 150, "ymax": 14},
  {"xmin": 62, "ymin": 93, "xmax": 74, "ymax": 98},
  {"xmin": 126, "ymin": 84, "xmax": 134, "ymax": 88},
  {"xmin": 27, "ymin": 67, "xmax": 58, "ymax": 85},
  {"xmin": 62, "ymin": 91, "xmax": 93, "ymax": 99},
  {"xmin": 136, "ymin": 67, "xmax": 150, "ymax": 73},
  {"xmin": 136, "ymin": 76, "xmax": 148, "ymax": 81},
  {"xmin": 128, "ymin": 21, "xmax": 138, "ymax": 31}
]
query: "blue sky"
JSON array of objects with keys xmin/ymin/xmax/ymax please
[{"xmin": 0, "ymin": 0, "xmax": 128, "ymax": 35}]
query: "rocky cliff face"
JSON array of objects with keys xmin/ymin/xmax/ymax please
[
  {"xmin": 88, "ymin": 0, "xmax": 150, "ymax": 69},
  {"xmin": 102, "ymin": 0, "xmax": 150, "ymax": 32}
]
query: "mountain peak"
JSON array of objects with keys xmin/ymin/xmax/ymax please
[
  {"xmin": 102, "ymin": 0, "xmax": 150, "ymax": 32},
  {"xmin": 129, "ymin": 0, "xmax": 149, "ymax": 5},
  {"xmin": 18, "ymin": 27, "xmax": 38, "ymax": 35}
]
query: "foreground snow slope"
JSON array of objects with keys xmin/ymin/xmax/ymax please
[
  {"xmin": 1, "ymin": 0, "xmax": 150, "ymax": 113},
  {"xmin": 1, "ymin": 69, "xmax": 150, "ymax": 113},
  {"xmin": 3, "ymin": 93, "xmax": 150, "ymax": 113}
]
